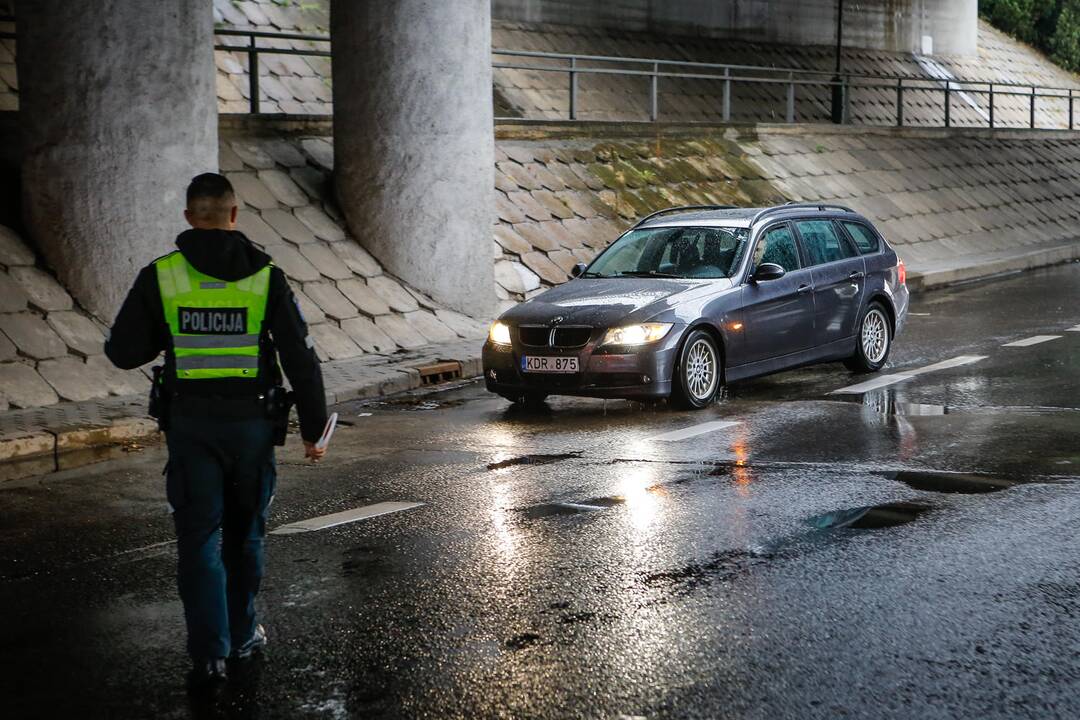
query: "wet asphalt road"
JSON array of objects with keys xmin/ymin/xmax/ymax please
[{"xmin": 5, "ymin": 264, "xmax": 1080, "ymax": 719}]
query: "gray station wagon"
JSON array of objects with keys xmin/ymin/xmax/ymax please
[{"xmin": 483, "ymin": 203, "xmax": 909, "ymax": 408}]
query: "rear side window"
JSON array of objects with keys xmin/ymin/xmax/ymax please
[
  {"xmin": 754, "ymin": 224, "xmax": 801, "ymax": 271},
  {"xmin": 841, "ymin": 221, "xmax": 881, "ymax": 255},
  {"xmin": 794, "ymin": 220, "xmax": 855, "ymax": 265}
]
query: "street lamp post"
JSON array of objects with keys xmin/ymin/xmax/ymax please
[{"xmin": 831, "ymin": 0, "xmax": 845, "ymax": 123}]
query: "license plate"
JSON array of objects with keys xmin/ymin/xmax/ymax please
[{"xmin": 522, "ymin": 355, "xmax": 579, "ymax": 373}]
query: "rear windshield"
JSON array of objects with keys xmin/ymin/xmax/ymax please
[{"xmin": 585, "ymin": 226, "xmax": 749, "ymax": 279}]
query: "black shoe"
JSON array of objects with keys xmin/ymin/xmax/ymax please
[
  {"xmin": 231, "ymin": 624, "xmax": 267, "ymax": 660},
  {"xmin": 188, "ymin": 657, "xmax": 228, "ymax": 687}
]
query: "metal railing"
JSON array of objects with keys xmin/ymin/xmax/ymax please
[
  {"xmin": 2, "ymin": 16, "xmax": 1079, "ymax": 131},
  {"xmin": 213, "ymin": 28, "xmax": 330, "ymax": 114},
  {"xmin": 492, "ymin": 48, "xmax": 1080, "ymax": 130}
]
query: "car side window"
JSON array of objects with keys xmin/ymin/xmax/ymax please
[
  {"xmin": 840, "ymin": 221, "xmax": 881, "ymax": 255},
  {"xmin": 795, "ymin": 219, "xmax": 856, "ymax": 266},
  {"xmin": 754, "ymin": 224, "xmax": 801, "ymax": 272}
]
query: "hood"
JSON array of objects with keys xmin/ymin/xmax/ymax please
[
  {"xmin": 501, "ymin": 277, "xmax": 731, "ymax": 327},
  {"xmin": 175, "ymin": 228, "xmax": 271, "ymax": 281}
]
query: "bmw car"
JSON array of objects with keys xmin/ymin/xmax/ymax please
[{"xmin": 483, "ymin": 203, "xmax": 909, "ymax": 408}]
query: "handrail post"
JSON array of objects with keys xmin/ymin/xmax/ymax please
[
  {"xmin": 786, "ymin": 72, "xmax": 795, "ymax": 123},
  {"xmin": 1070, "ymin": 89, "xmax": 1075, "ymax": 131},
  {"xmin": 568, "ymin": 57, "xmax": 577, "ymax": 121},
  {"xmin": 943, "ymin": 80, "xmax": 950, "ymax": 128},
  {"xmin": 1030, "ymin": 86, "xmax": 1036, "ymax": 129},
  {"xmin": 988, "ymin": 83, "xmax": 994, "ymax": 129},
  {"xmin": 650, "ymin": 62, "xmax": 659, "ymax": 122},
  {"xmin": 248, "ymin": 34, "xmax": 260, "ymax": 114},
  {"xmin": 842, "ymin": 74, "xmax": 850, "ymax": 124},
  {"xmin": 722, "ymin": 67, "xmax": 731, "ymax": 122},
  {"xmin": 896, "ymin": 78, "xmax": 903, "ymax": 127}
]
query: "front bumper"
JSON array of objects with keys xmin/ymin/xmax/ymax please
[{"xmin": 482, "ymin": 327, "xmax": 683, "ymax": 400}]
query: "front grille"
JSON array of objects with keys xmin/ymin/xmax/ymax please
[
  {"xmin": 517, "ymin": 325, "xmax": 593, "ymax": 348},
  {"xmin": 518, "ymin": 326, "xmax": 551, "ymax": 347},
  {"xmin": 553, "ymin": 327, "xmax": 592, "ymax": 347}
]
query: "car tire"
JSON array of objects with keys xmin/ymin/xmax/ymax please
[
  {"xmin": 844, "ymin": 301, "xmax": 892, "ymax": 373},
  {"xmin": 672, "ymin": 329, "xmax": 722, "ymax": 409}
]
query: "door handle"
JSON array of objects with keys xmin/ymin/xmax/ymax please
[
  {"xmin": 797, "ymin": 284, "xmax": 812, "ymax": 295},
  {"xmin": 848, "ymin": 271, "xmax": 865, "ymax": 281}
]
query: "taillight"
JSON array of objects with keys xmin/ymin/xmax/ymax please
[{"xmin": 897, "ymin": 258, "xmax": 906, "ymax": 286}]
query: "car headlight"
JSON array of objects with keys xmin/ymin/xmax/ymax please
[
  {"xmin": 600, "ymin": 323, "xmax": 673, "ymax": 346},
  {"xmin": 488, "ymin": 321, "xmax": 512, "ymax": 346}
]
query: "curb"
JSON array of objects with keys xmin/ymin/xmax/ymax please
[
  {"xmin": 907, "ymin": 243, "xmax": 1080, "ymax": 291},
  {"xmin": 0, "ymin": 353, "xmax": 485, "ymax": 484}
]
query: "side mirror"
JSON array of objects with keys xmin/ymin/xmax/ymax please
[
  {"xmin": 571, "ymin": 262, "xmax": 587, "ymax": 278},
  {"xmin": 752, "ymin": 262, "xmax": 786, "ymax": 282}
]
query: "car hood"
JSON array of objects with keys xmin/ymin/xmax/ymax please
[{"xmin": 501, "ymin": 277, "xmax": 731, "ymax": 327}]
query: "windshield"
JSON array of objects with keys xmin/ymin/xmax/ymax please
[{"xmin": 585, "ymin": 226, "xmax": 749, "ymax": 279}]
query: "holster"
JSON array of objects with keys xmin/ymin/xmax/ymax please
[
  {"xmin": 265, "ymin": 386, "xmax": 295, "ymax": 446},
  {"xmin": 148, "ymin": 365, "xmax": 170, "ymax": 432}
]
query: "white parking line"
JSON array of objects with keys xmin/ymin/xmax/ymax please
[
  {"xmin": 649, "ymin": 420, "xmax": 740, "ymax": 442},
  {"xmin": 906, "ymin": 355, "xmax": 988, "ymax": 376},
  {"xmin": 1067, "ymin": 325, "xmax": 1080, "ymax": 332},
  {"xmin": 270, "ymin": 501, "xmax": 424, "ymax": 535},
  {"xmin": 830, "ymin": 374, "xmax": 914, "ymax": 395},
  {"xmin": 831, "ymin": 354, "xmax": 988, "ymax": 395},
  {"xmin": 1002, "ymin": 335, "xmax": 1062, "ymax": 347}
]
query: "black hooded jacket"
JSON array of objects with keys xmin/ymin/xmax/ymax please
[{"xmin": 105, "ymin": 228, "xmax": 327, "ymax": 443}]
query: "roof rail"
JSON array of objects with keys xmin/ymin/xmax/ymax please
[
  {"xmin": 633, "ymin": 205, "xmax": 738, "ymax": 228},
  {"xmin": 751, "ymin": 202, "xmax": 856, "ymax": 224}
]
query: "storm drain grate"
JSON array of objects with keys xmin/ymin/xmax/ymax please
[{"xmin": 416, "ymin": 360, "xmax": 463, "ymax": 386}]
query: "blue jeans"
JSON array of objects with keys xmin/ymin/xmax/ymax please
[{"xmin": 165, "ymin": 414, "xmax": 276, "ymax": 660}]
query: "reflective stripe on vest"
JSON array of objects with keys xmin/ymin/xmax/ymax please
[{"xmin": 155, "ymin": 252, "xmax": 272, "ymax": 380}]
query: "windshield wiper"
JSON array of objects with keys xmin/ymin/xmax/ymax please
[
  {"xmin": 580, "ymin": 271, "xmax": 605, "ymax": 278},
  {"xmin": 616, "ymin": 270, "xmax": 682, "ymax": 278}
]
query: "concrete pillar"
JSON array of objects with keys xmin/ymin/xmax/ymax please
[
  {"xmin": 16, "ymin": 0, "xmax": 217, "ymax": 319},
  {"xmin": 332, "ymin": 0, "xmax": 495, "ymax": 317}
]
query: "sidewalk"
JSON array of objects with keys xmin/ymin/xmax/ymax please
[{"xmin": 0, "ymin": 337, "xmax": 485, "ymax": 483}]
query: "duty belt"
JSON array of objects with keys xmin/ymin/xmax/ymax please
[{"xmin": 170, "ymin": 394, "xmax": 266, "ymax": 419}]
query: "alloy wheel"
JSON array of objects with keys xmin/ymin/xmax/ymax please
[
  {"xmin": 861, "ymin": 308, "xmax": 889, "ymax": 364},
  {"xmin": 684, "ymin": 338, "xmax": 718, "ymax": 401}
]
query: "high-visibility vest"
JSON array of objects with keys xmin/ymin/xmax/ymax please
[{"xmin": 154, "ymin": 252, "xmax": 272, "ymax": 381}]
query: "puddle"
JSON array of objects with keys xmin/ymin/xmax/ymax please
[
  {"xmin": 809, "ymin": 501, "xmax": 931, "ymax": 530},
  {"xmin": 520, "ymin": 501, "xmax": 606, "ymax": 519},
  {"xmin": 641, "ymin": 549, "xmax": 770, "ymax": 592},
  {"xmin": 341, "ymin": 545, "xmax": 388, "ymax": 578},
  {"xmin": 859, "ymin": 394, "xmax": 949, "ymax": 416},
  {"xmin": 487, "ymin": 452, "xmax": 581, "ymax": 470},
  {"xmin": 578, "ymin": 495, "xmax": 626, "ymax": 507},
  {"xmin": 894, "ymin": 470, "xmax": 1026, "ymax": 494},
  {"xmin": 506, "ymin": 632, "xmax": 542, "ymax": 650}
]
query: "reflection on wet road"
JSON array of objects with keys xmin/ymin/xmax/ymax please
[{"xmin": 7, "ymin": 263, "xmax": 1080, "ymax": 718}]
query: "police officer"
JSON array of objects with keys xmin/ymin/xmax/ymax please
[{"xmin": 105, "ymin": 173, "xmax": 329, "ymax": 686}]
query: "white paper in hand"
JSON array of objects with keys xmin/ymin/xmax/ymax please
[{"xmin": 316, "ymin": 412, "xmax": 338, "ymax": 451}]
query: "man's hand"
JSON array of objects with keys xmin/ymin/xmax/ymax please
[{"xmin": 304, "ymin": 441, "xmax": 326, "ymax": 463}]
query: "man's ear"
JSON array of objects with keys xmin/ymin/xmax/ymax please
[
  {"xmin": 229, "ymin": 204, "xmax": 238, "ymax": 227},
  {"xmin": 183, "ymin": 208, "xmax": 195, "ymax": 228}
]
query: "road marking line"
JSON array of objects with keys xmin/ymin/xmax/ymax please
[
  {"xmin": 1002, "ymin": 335, "xmax": 1062, "ymax": 347},
  {"xmin": 906, "ymin": 355, "xmax": 988, "ymax": 376},
  {"xmin": 831, "ymin": 354, "xmax": 989, "ymax": 395},
  {"xmin": 270, "ymin": 501, "xmax": 424, "ymax": 535},
  {"xmin": 830, "ymin": 374, "xmax": 913, "ymax": 394},
  {"xmin": 1067, "ymin": 325, "xmax": 1080, "ymax": 332},
  {"xmin": 649, "ymin": 420, "xmax": 740, "ymax": 442}
]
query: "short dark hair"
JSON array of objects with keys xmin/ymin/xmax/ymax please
[{"xmin": 186, "ymin": 173, "xmax": 235, "ymax": 206}]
